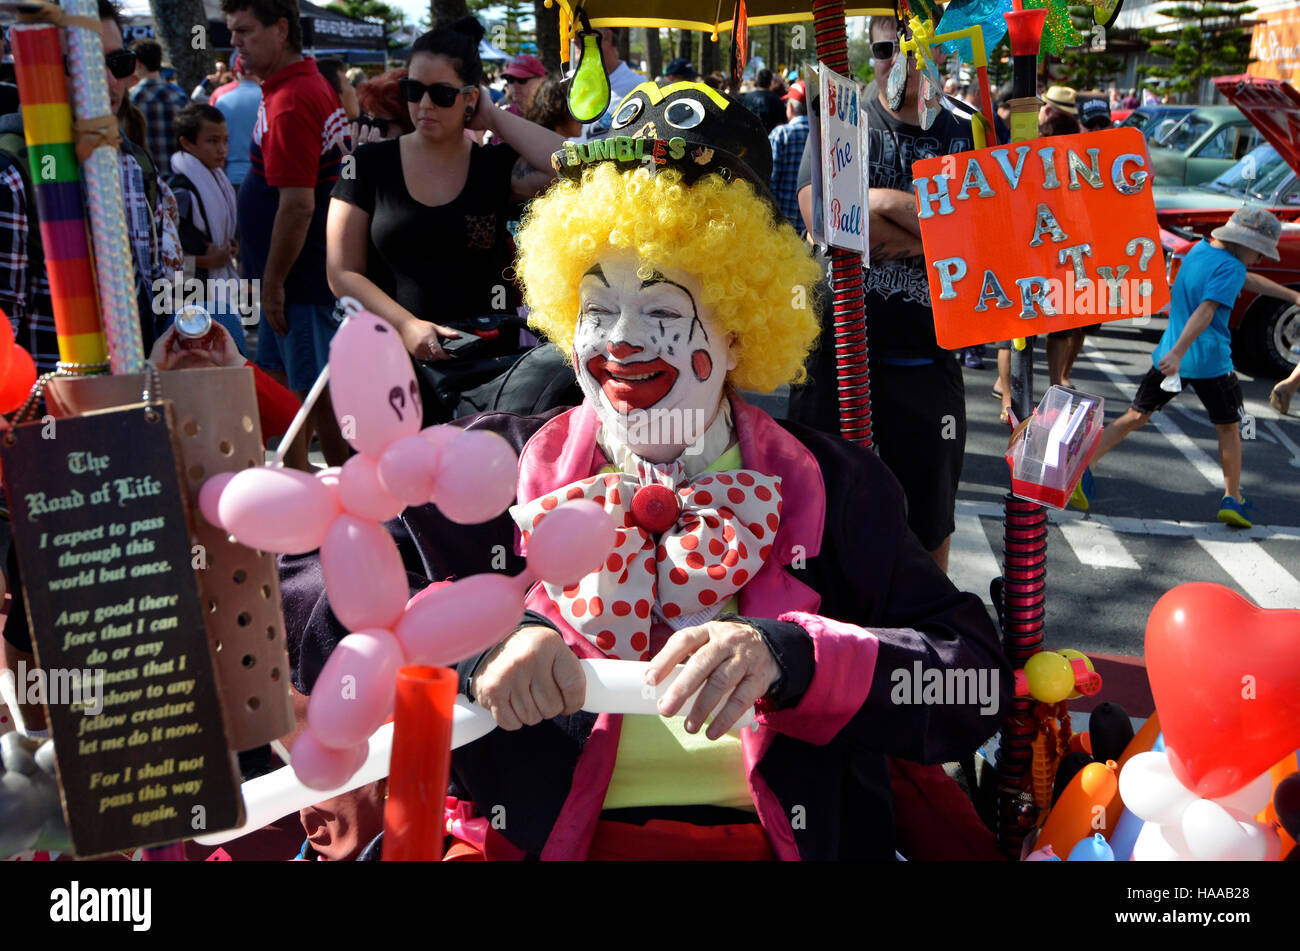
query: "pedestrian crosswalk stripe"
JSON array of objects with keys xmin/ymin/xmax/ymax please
[
  {"xmin": 949, "ymin": 510, "xmax": 1001, "ymax": 607},
  {"xmin": 1057, "ymin": 518, "xmax": 1140, "ymax": 570},
  {"xmin": 1194, "ymin": 537, "xmax": 1300, "ymax": 610}
]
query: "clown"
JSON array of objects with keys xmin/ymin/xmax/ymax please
[{"xmin": 283, "ymin": 80, "xmax": 1009, "ymax": 860}]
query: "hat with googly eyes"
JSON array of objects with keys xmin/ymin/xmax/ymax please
[{"xmin": 551, "ymin": 79, "xmax": 775, "ymax": 198}]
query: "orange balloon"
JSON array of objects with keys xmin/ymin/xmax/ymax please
[
  {"xmin": 1261, "ymin": 753, "xmax": 1299, "ymax": 859},
  {"xmin": 0, "ymin": 345, "xmax": 36, "ymax": 414},
  {"xmin": 1038, "ymin": 760, "xmax": 1118, "ymax": 858}
]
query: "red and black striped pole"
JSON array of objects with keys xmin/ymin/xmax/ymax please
[
  {"xmin": 995, "ymin": 0, "xmax": 1050, "ymax": 859},
  {"xmin": 812, "ymin": 0, "xmax": 872, "ymax": 448}
]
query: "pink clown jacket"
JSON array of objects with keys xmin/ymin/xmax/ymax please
[{"xmin": 280, "ymin": 392, "xmax": 1011, "ymax": 860}]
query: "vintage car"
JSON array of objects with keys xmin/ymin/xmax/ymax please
[
  {"xmin": 1119, "ymin": 104, "xmax": 1194, "ymax": 140},
  {"xmin": 1146, "ymin": 105, "xmax": 1260, "ymax": 186}
]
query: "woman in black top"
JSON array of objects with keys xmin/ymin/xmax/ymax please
[{"xmin": 326, "ymin": 18, "xmax": 562, "ymax": 365}]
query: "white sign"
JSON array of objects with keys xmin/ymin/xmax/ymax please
[{"xmin": 818, "ymin": 63, "xmax": 870, "ymax": 260}]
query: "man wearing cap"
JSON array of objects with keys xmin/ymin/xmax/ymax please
[
  {"xmin": 1074, "ymin": 206, "xmax": 1300, "ymax": 527},
  {"xmin": 662, "ymin": 57, "xmax": 699, "ymax": 83},
  {"xmin": 501, "ymin": 54, "xmax": 547, "ymax": 116},
  {"xmin": 1080, "ymin": 95, "xmax": 1112, "ymax": 131},
  {"xmin": 768, "ymin": 79, "xmax": 809, "ymax": 232}
]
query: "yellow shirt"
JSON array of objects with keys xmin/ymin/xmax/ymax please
[{"xmin": 601, "ymin": 443, "xmax": 754, "ymax": 812}]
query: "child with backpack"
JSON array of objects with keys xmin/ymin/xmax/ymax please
[{"xmin": 165, "ymin": 102, "xmax": 247, "ymax": 353}]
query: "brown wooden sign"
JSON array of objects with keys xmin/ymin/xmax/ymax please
[{"xmin": 1, "ymin": 401, "xmax": 242, "ymax": 857}]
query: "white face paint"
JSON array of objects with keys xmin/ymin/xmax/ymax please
[{"xmin": 575, "ymin": 252, "xmax": 736, "ymax": 463}]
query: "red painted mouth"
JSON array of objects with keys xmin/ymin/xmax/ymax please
[{"xmin": 586, "ymin": 355, "xmax": 679, "ymax": 411}]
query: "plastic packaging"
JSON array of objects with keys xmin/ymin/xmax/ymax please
[{"xmin": 1005, "ymin": 385, "xmax": 1105, "ymax": 509}]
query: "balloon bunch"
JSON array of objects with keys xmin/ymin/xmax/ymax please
[
  {"xmin": 1105, "ymin": 582, "xmax": 1299, "ymax": 860},
  {"xmin": 1120, "ymin": 750, "xmax": 1282, "ymax": 860},
  {"xmin": 199, "ymin": 304, "xmax": 615, "ymax": 790}
]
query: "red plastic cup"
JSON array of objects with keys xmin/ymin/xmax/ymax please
[
  {"xmin": 382, "ymin": 665, "xmax": 457, "ymax": 861},
  {"xmin": 1004, "ymin": 8, "xmax": 1048, "ymax": 58}
]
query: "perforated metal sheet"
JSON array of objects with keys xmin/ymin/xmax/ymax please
[{"xmin": 46, "ymin": 367, "xmax": 295, "ymax": 750}]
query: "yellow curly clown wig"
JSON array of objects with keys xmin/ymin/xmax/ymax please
[{"xmin": 516, "ymin": 163, "xmax": 823, "ymax": 393}]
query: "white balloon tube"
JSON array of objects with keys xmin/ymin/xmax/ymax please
[{"xmin": 196, "ymin": 661, "xmax": 756, "ymax": 846}]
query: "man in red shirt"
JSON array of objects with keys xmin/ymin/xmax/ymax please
[{"xmin": 222, "ymin": 0, "xmax": 349, "ymax": 468}]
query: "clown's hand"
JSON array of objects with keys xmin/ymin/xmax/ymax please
[
  {"xmin": 648, "ymin": 620, "xmax": 780, "ymax": 740},
  {"xmin": 0, "ymin": 732, "xmax": 70, "ymax": 858},
  {"xmin": 470, "ymin": 626, "xmax": 586, "ymax": 730}
]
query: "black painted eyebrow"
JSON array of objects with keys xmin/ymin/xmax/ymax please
[
  {"xmin": 639, "ymin": 274, "xmax": 699, "ymax": 322},
  {"xmin": 582, "ymin": 264, "xmax": 609, "ymax": 286}
]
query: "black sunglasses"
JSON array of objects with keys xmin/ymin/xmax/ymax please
[
  {"xmin": 871, "ymin": 40, "xmax": 899, "ymax": 60},
  {"xmin": 397, "ymin": 78, "xmax": 474, "ymax": 106},
  {"xmin": 105, "ymin": 48, "xmax": 137, "ymax": 80},
  {"xmin": 502, "ymin": 75, "xmax": 534, "ymax": 85}
]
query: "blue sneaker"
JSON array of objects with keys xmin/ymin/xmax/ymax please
[
  {"xmin": 1068, "ymin": 466, "xmax": 1095, "ymax": 512},
  {"xmin": 1217, "ymin": 494, "xmax": 1255, "ymax": 528}
]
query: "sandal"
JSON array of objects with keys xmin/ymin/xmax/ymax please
[
  {"xmin": 1000, "ymin": 405, "xmax": 1011, "ymax": 425},
  {"xmin": 992, "ymin": 386, "xmax": 1004, "ymax": 400}
]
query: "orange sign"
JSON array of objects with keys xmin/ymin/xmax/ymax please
[
  {"xmin": 1250, "ymin": 10, "xmax": 1300, "ymax": 83},
  {"xmin": 914, "ymin": 127, "xmax": 1171, "ymax": 350}
]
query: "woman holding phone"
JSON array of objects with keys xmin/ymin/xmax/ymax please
[{"xmin": 326, "ymin": 16, "xmax": 562, "ymax": 390}]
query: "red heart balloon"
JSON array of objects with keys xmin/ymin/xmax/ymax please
[{"xmin": 1146, "ymin": 582, "xmax": 1300, "ymax": 799}]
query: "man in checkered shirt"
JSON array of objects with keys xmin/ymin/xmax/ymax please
[
  {"xmin": 768, "ymin": 80, "xmax": 810, "ymax": 234},
  {"xmin": 128, "ymin": 38, "xmax": 192, "ymax": 170},
  {"xmin": 0, "ymin": 0, "xmax": 177, "ymax": 373}
]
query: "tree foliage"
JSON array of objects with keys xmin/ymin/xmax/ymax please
[
  {"xmin": 335, "ymin": 0, "xmax": 408, "ymax": 51},
  {"xmin": 1054, "ymin": 5, "xmax": 1123, "ymax": 90},
  {"xmin": 1139, "ymin": 1, "xmax": 1255, "ymax": 99}
]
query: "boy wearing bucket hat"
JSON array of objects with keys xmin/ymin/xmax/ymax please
[{"xmin": 1071, "ymin": 206, "xmax": 1300, "ymax": 526}]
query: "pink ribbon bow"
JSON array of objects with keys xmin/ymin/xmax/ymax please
[{"xmin": 512, "ymin": 463, "xmax": 782, "ymax": 660}]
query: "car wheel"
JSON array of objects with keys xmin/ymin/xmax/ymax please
[{"xmin": 1241, "ymin": 296, "xmax": 1300, "ymax": 377}]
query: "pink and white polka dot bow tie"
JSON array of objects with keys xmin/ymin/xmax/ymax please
[{"xmin": 512, "ymin": 462, "xmax": 783, "ymax": 660}]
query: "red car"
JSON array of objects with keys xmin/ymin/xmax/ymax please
[{"xmin": 1158, "ymin": 76, "xmax": 1300, "ymax": 377}]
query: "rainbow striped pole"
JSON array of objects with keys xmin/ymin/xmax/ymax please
[
  {"xmin": 63, "ymin": 0, "xmax": 145, "ymax": 374},
  {"xmin": 9, "ymin": 19, "xmax": 108, "ymax": 371}
]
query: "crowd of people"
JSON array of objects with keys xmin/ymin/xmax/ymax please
[{"xmin": 1, "ymin": 1, "xmax": 1296, "ymax": 863}]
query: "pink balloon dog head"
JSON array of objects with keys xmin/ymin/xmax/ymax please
[{"xmin": 197, "ymin": 300, "xmax": 617, "ymax": 788}]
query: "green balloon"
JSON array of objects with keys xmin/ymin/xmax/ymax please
[
  {"xmin": 1094, "ymin": 0, "xmax": 1123, "ymax": 29},
  {"xmin": 569, "ymin": 33, "xmax": 611, "ymax": 123}
]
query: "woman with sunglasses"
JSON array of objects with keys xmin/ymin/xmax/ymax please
[{"xmin": 327, "ymin": 17, "xmax": 564, "ymax": 384}]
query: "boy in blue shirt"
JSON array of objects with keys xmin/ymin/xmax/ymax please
[{"xmin": 1072, "ymin": 206, "xmax": 1300, "ymax": 527}]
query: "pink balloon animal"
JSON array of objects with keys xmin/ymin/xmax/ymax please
[{"xmin": 202, "ymin": 303, "xmax": 615, "ymax": 789}]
